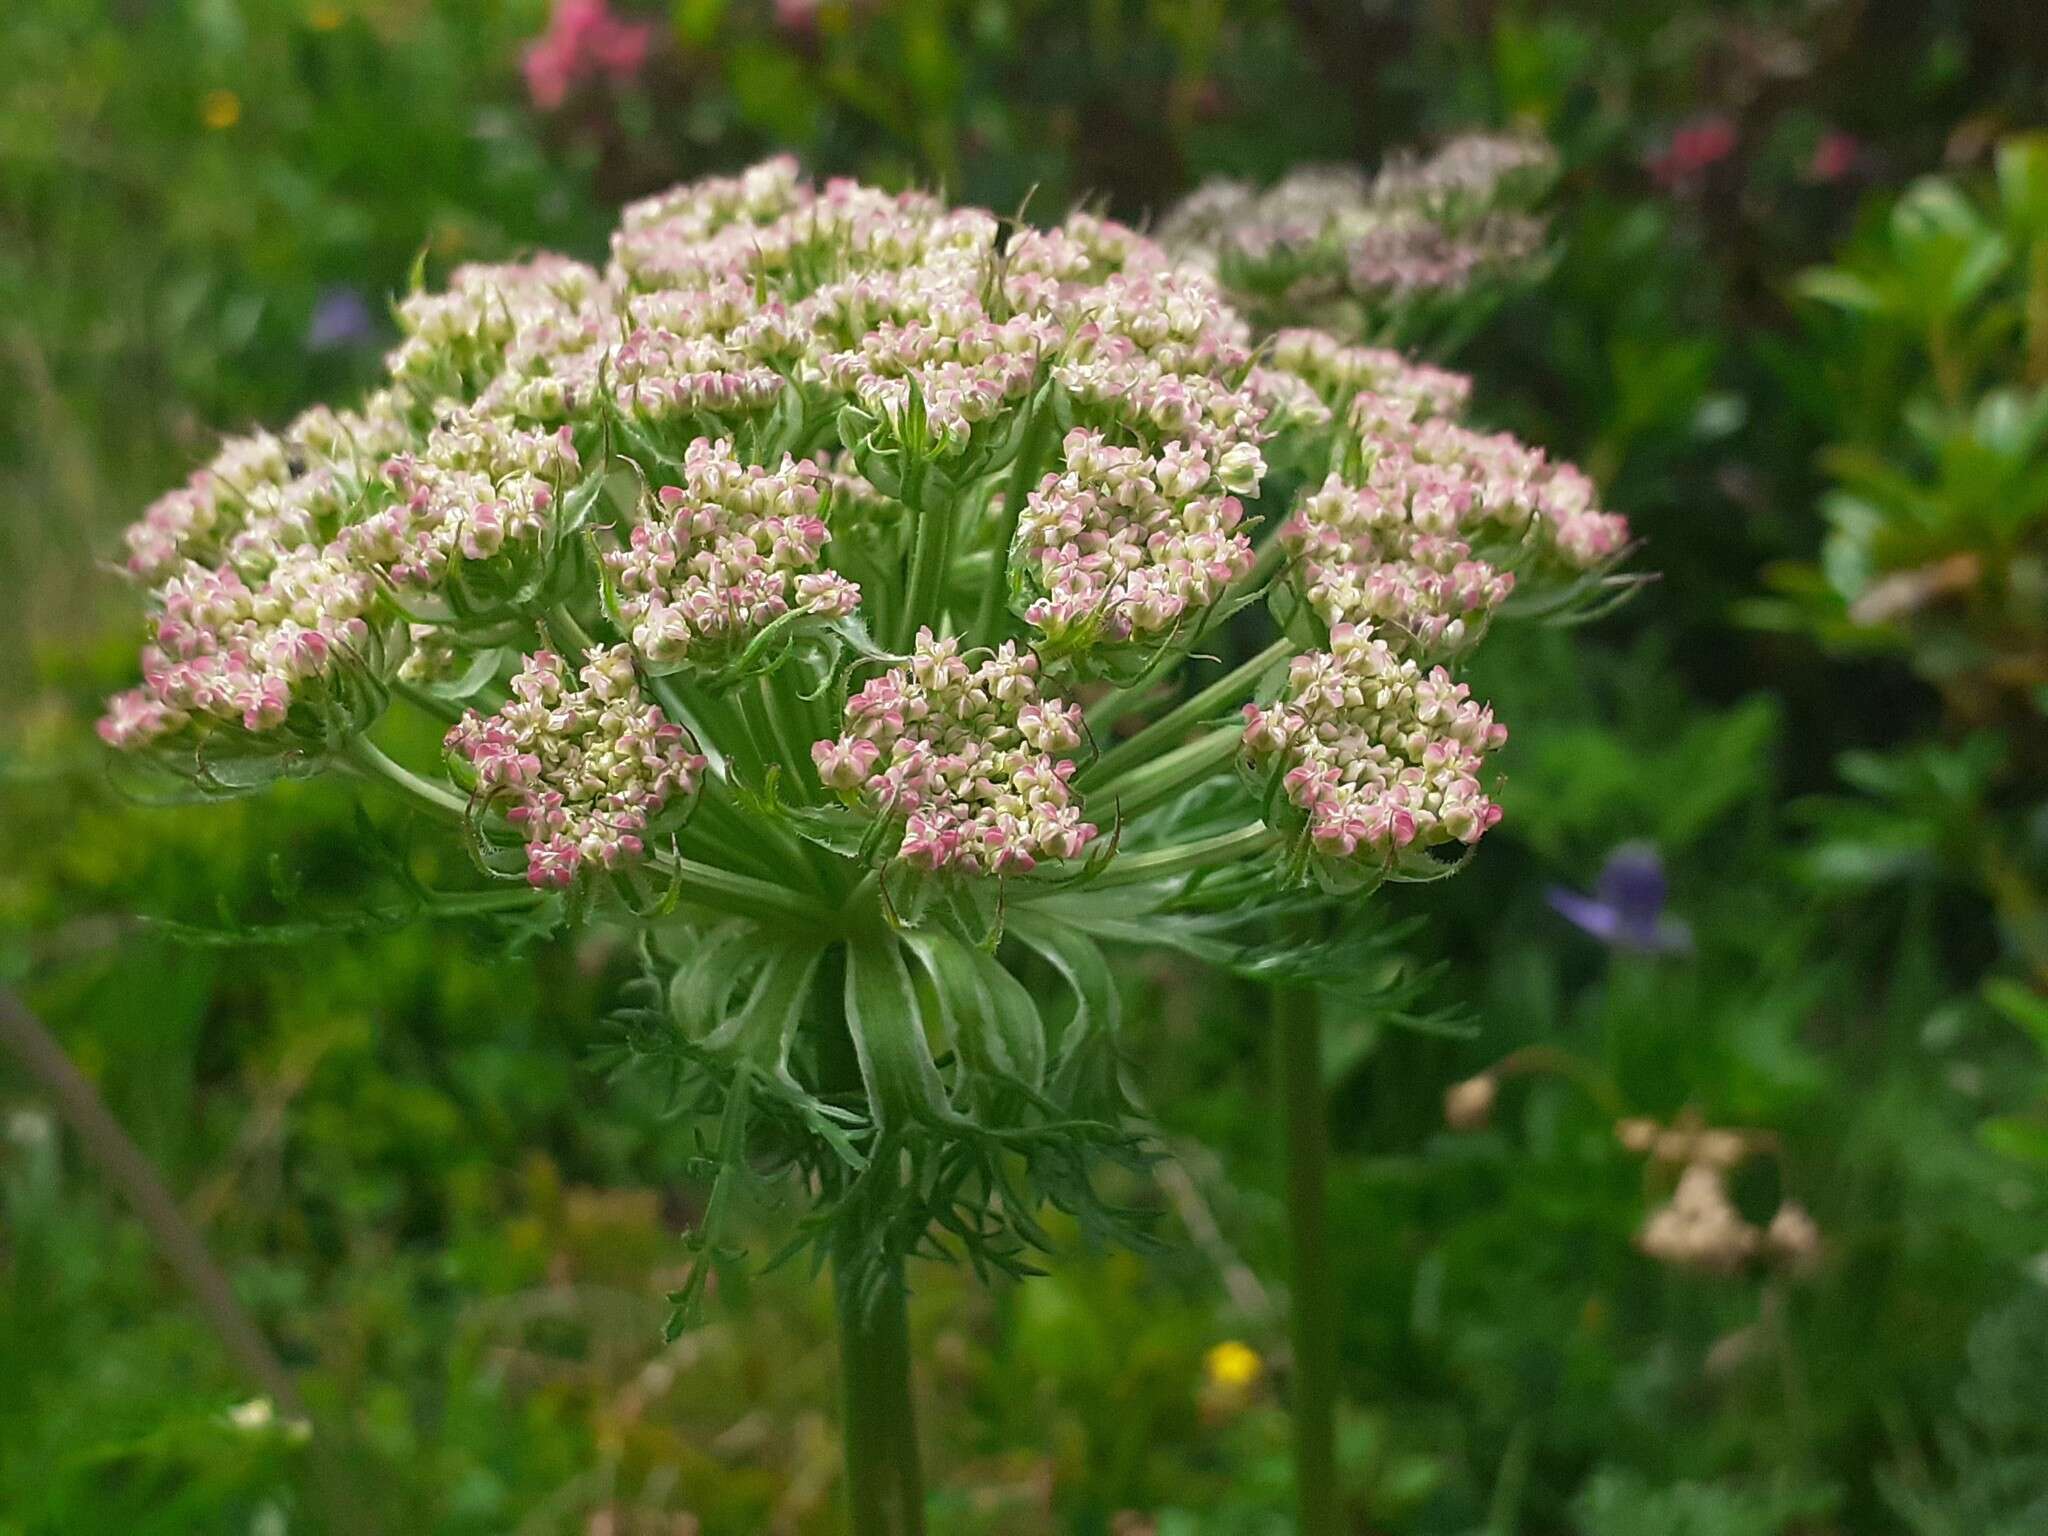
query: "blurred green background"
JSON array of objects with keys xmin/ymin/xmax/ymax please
[{"xmin": 3, "ymin": 2, "xmax": 2047, "ymax": 1532}]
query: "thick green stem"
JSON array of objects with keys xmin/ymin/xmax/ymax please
[
  {"xmin": 648, "ymin": 675, "xmax": 826, "ymax": 890},
  {"xmin": 972, "ymin": 396, "xmax": 1054, "ymax": 644},
  {"xmin": 1277, "ymin": 979, "xmax": 1338, "ymax": 1536},
  {"xmin": 652, "ymin": 853, "xmax": 833, "ymax": 927},
  {"xmin": 740, "ymin": 678, "xmax": 812, "ymax": 802},
  {"xmin": 1056, "ymin": 823, "xmax": 1279, "ymax": 891},
  {"xmin": 391, "ymin": 678, "xmax": 466, "ymax": 726},
  {"xmin": 647, "ymin": 675, "xmax": 727, "ymax": 773},
  {"xmin": 426, "ymin": 890, "xmax": 551, "ymax": 918},
  {"xmin": 546, "ymin": 601, "xmax": 598, "ymax": 655},
  {"xmin": 833, "ymin": 1245, "xmax": 925, "ymax": 1536},
  {"xmin": 1087, "ymin": 726, "xmax": 1242, "ymax": 821},
  {"xmin": 683, "ymin": 781, "xmax": 809, "ymax": 887},
  {"xmin": 1082, "ymin": 638, "xmax": 1291, "ymax": 788},
  {"xmin": 345, "ymin": 735, "xmax": 469, "ymax": 819},
  {"xmin": 896, "ymin": 469, "xmax": 952, "ymax": 654}
]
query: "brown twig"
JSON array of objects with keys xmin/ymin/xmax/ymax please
[{"xmin": 1157, "ymin": 1139, "xmax": 1275, "ymax": 1328}]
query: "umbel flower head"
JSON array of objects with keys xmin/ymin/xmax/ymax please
[
  {"xmin": 99, "ymin": 158, "xmax": 1630, "ymax": 1294},
  {"xmin": 1242, "ymin": 624, "xmax": 1506, "ymax": 886},
  {"xmin": 816, "ymin": 631, "xmax": 1095, "ymax": 876},
  {"xmin": 1160, "ymin": 130, "xmax": 1559, "ymax": 350},
  {"xmin": 600, "ymin": 437, "xmax": 857, "ymax": 672},
  {"xmin": 445, "ymin": 646, "xmax": 705, "ymax": 888}
]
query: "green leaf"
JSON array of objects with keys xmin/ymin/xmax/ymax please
[
  {"xmin": 702, "ymin": 938, "xmax": 825, "ymax": 1068},
  {"xmin": 1984, "ymin": 977, "xmax": 2048, "ymax": 1053},
  {"xmin": 1796, "ymin": 268, "xmax": 1885, "ymax": 314},
  {"xmin": 1005, "ymin": 911, "xmax": 1125, "ymax": 1114},
  {"xmin": 1995, "ymin": 132, "xmax": 2048, "ymax": 236},
  {"xmin": 667, "ymin": 920, "xmax": 764, "ymax": 1039},
  {"xmin": 1980, "ymin": 1114, "xmax": 2048, "ymax": 1167},
  {"xmin": 843, "ymin": 923, "xmax": 954, "ymax": 1132},
  {"xmin": 901, "ymin": 926, "xmax": 1047, "ymax": 1091}
]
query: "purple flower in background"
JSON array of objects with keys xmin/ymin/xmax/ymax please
[
  {"xmin": 306, "ymin": 287, "xmax": 375, "ymax": 352},
  {"xmin": 1548, "ymin": 843, "xmax": 1692, "ymax": 954}
]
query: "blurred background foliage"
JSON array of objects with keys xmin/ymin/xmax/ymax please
[{"xmin": 3, "ymin": 1, "xmax": 2047, "ymax": 1532}]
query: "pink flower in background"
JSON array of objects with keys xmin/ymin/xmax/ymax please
[
  {"xmin": 1808, "ymin": 130, "xmax": 1861, "ymax": 184},
  {"xmin": 773, "ymin": 0, "xmax": 821, "ymax": 34},
  {"xmin": 1648, "ymin": 114, "xmax": 1738, "ymax": 190},
  {"xmin": 523, "ymin": 0, "xmax": 653, "ymax": 112}
]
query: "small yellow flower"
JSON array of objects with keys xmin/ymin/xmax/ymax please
[
  {"xmin": 1203, "ymin": 1338, "xmax": 1261, "ymax": 1391},
  {"xmin": 200, "ymin": 89, "xmax": 242, "ymax": 131},
  {"xmin": 307, "ymin": 3, "xmax": 347, "ymax": 29}
]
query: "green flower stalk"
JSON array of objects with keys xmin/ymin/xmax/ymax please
[{"xmin": 99, "ymin": 157, "xmax": 1628, "ymax": 1532}]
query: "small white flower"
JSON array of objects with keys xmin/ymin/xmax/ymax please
[{"xmin": 226, "ymin": 1397, "xmax": 275, "ymax": 1432}]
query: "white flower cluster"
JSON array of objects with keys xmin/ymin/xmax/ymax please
[
  {"xmin": 1160, "ymin": 132, "xmax": 1556, "ymax": 327},
  {"xmin": 340, "ymin": 414, "xmax": 580, "ymax": 597},
  {"xmin": 99, "ymin": 550, "xmax": 377, "ymax": 749},
  {"xmin": 601, "ymin": 437, "xmax": 858, "ymax": 670},
  {"xmin": 1000, "ymin": 212, "xmax": 1166, "ymax": 308},
  {"xmin": 1261, "ymin": 329, "xmax": 1626, "ymax": 658},
  {"xmin": 1342, "ymin": 213, "xmax": 1544, "ymax": 302},
  {"xmin": 121, "ymin": 395, "xmax": 413, "ymax": 587},
  {"xmin": 1241, "ymin": 623, "xmax": 1505, "ymax": 870},
  {"xmin": 1372, "ymin": 133, "xmax": 1558, "ymax": 218},
  {"xmin": 390, "ymin": 254, "xmax": 609, "ymax": 409},
  {"xmin": 1618, "ymin": 1115, "xmax": 1821, "ymax": 1278},
  {"xmin": 443, "ymin": 647, "xmax": 705, "ymax": 889},
  {"xmin": 1636, "ymin": 1163, "xmax": 1761, "ymax": 1274},
  {"xmin": 1266, "ymin": 330, "xmax": 1472, "ymax": 418},
  {"xmin": 103, "ymin": 157, "xmax": 1640, "ymax": 894},
  {"xmin": 1349, "ymin": 393, "xmax": 1631, "ymax": 572},
  {"xmin": 1054, "ymin": 269, "xmax": 1265, "ymax": 446},
  {"xmin": 1284, "ymin": 471, "xmax": 1516, "ymax": 652},
  {"xmin": 823, "ymin": 310, "xmax": 1055, "ymax": 456},
  {"xmin": 609, "ymin": 162, "xmax": 1034, "ymax": 458},
  {"xmin": 1014, "ymin": 427, "xmax": 1262, "ymax": 653},
  {"xmin": 815, "ymin": 631, "xmax": 1096, "ymax": 876}
]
